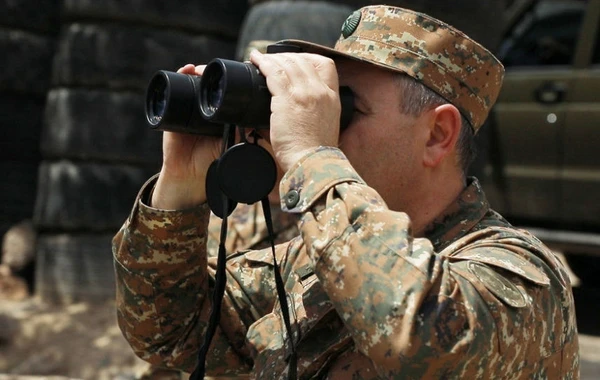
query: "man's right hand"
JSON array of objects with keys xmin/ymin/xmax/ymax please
[{"xmin": 151, "ymin": 64, "xmax": 223, "ymax": 210}]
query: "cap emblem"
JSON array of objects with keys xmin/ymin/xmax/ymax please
[{"xmin": 341, "ymin": 10, "xmax": 361, "ymax": 39}]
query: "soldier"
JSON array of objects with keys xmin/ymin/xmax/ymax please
[{"xmin": 113, "ymin": 5, "xmax": 580, "ymax": 379}]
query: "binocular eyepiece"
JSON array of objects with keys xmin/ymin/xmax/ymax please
[{"xmin": 145, "ymin": 43, "xmax": 354, "ymax": 135}]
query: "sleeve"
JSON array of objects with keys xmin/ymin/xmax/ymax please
[
  {"xmin": 112, "ymin": 175, "xmax": 281, "ymax": 375},
  {"xmin": 279, "ymin": 147, "xmax": 553, "ymax": 378}
]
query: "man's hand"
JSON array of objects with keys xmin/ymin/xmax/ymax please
[
  {"xmin": 151, "ymin": 64, "xmax": 223, "ymax": 210},
  {"xmin": 249, "ymin": 51, "xmax": 341, "ymax": 172}
]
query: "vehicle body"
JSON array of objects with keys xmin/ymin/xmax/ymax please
[{"xmin": 480, "ymin": 0, "xmax": 600, "ymax": 283}]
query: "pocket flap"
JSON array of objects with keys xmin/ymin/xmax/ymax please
[{"xmin": 450, "ymin": 248, "xmax": 550, "ymax": 286}]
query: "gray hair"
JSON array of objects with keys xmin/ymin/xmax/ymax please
[{"xmin": 394, "ymin": 74, "xmax": 476, "ymax": 174}]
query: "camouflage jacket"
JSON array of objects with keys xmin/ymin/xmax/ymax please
[
  {"xmin": 206, "ymin": 203, "xmax": 300, "ymax": 254},
  {"xmin": 113, "ymin": 147, "xmax": 579, "ymax": 379}
]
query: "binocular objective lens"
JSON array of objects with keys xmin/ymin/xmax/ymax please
[
  {"xmin": 206, "ymin": 74, "xmax": 225, "ymax": 114},
  {"xmin": 150, "ymin": 88, "xmax": 166, "ymax": 123},
  {"xmin": 146, "ymin": 75, "xmax": 169, "ymax": 126}
]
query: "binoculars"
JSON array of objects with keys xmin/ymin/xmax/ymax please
[{"xmin": 145, "ymin": 43, "xmax": 354, "ymax": 135}]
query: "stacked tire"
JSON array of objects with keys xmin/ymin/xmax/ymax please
[
  {"xmin": 34, "ymin": 0, "xmax": 248, "ymax": 303},
  {"xmin": 0, "ymin": 0, "xmax": 59, "ymax": 240}
]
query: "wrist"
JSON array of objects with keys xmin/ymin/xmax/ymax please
[
  {"xmin": 151, "ymin": 171, "xmax": 207, "ymax": 210},
  {"xmin": 279, "ymin": 146, "xmax": 319, "ymax": 173}
]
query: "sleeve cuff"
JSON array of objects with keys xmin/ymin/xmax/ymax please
[
  {"xmin": 126, "ymin": 173, "xmax": 212, "ymax": 240},
  {"xmin": 279, "ymin": 146, "xmax": 365, "ymax": 213}
]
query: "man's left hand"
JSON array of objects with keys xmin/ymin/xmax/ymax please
[{"xmin": 250, "ymin": 51, "xmax": 341, "ymax": 172}]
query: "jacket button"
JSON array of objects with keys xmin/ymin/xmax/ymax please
[{"xmin": 284, "ymin": 189, "xmax": 300, "ymax": 208}]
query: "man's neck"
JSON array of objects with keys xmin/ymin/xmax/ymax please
[{"xmin": 408, "ymin": 173, "xmax": 465, "ymax": 237}]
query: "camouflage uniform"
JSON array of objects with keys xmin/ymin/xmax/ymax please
[
  {"xmin": 113, "ymin": 5, "xmax": 579, "ymax": 379},
  {"xmin": 206, "ymin": 202, "xmax": 300, "ymax": 255},
  {"xmin": 138, "ymin": 202, "xmax": 299, "ymax": 379}
]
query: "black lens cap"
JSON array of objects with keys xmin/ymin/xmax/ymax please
[
  {"xmin": 206, "ymin": 160, "xmax": 237, "ymax": 219},
  {"xmin": 217, "ymin": 143, "xmax": 277, "ymax": 204}
]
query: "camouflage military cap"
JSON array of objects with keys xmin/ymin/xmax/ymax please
[
  {"xmin": 242, "ymin": 39, "xmax": 276, "ymax": 61},
  {"xmin": 280, "ymin": 5, "xmax": 505, "ymax": 131}
]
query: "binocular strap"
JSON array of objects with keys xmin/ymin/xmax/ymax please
[
  {"xmin": 191, "ymin": 128, "xmax": 297, "ymax": 379},
  {"xmin": 190, "ymin": 196, "xmax": 298, "ymax": 380}
]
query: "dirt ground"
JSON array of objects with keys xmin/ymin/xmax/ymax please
[{"xmin": 0, "ymin": 297, "xmax": 149, "ymax": 380}]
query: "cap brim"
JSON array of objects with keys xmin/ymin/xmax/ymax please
[
  {"xmin": 278, "ymin": 38, "xmax": 409, "ymax": 76},
  {"xmin": 278, "ymin": 39, "xmax": 345, "ymax": 58}
]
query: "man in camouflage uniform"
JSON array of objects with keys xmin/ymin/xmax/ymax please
[{"xmin": 113, "ymin": 5, "xmax": 580, "ymax": 379}]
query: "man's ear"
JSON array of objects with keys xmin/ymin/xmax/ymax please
[{"xmin": 423, "ymin": 104, "xmax": 462, "ymax": 168}]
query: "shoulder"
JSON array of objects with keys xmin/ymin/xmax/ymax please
[{"xmin": 441, "ymin": 224, "xmax": 573, "ymax": 311}]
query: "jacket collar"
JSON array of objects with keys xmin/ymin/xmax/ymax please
[{"xmin": 424, "ymin": 177, "xmax": 491, "ymax": 251}]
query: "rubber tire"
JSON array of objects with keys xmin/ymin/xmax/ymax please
[
  {"xmin": 61, "ymin": 0, "xmax": 249, "ymax": 39},
  {"xmin": 565, "ymin": 254, "xmax": 600, "ymax": 288},
  {"xmin": 33, "ymin": 161, "xmax": 157, "ymax": 232},
  {"xmin": 35, "ymin": 233, "xmax": 117, "ymax": 303},
  {"xmin": 0, "ymin": 161, "xmax": 39, "ymax": 239},
  {"xmin": 0, "ymin": 93, "xmax": 44, "ymax": 162},
  {"xmin": 52, "ymin": 23, "xmax": 237, "ymax": 90},
  {"xmin": 41, "ymin": 88, "xmax": 162, "ymax": 165},
  {"xmin": 0, "ymin": 28, "xmax": 55, "ymax": 94},
  {"xmin": 236, "ymin": 1, "xmax": 354, "ymax": 60},
  {"xmin": 0, "ymin": 0, "xmax": 59, "ymax": 33}
]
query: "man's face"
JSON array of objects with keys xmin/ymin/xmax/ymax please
[{"xmin": 336, "ymin": 59, "xmax": 427, "ymax": 210}]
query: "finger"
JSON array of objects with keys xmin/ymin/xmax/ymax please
[
  {"xmin": 250, "ymin": 50, "xmax": 292, "ymax": 96},
  {"xmin": 269, "ymin": 54, "xmax": 340, "ymax": 119},
  {"xmin": 255, "ymin": 52, "xmax": 328, "ymax": 91},
  {"xmin": 294, "ymin": 53, "xmax": 339, "ymax": 91},
  {"xmin": 264, "ymin": 53, "xmax": 338, "ymax": 89},
  {"xmin": 267, "ymin": 53, "xmax": 313, "ymax": 86},
  {"xmin": 252, "ymin": 51, "xmax": 339, "ymax": 95},
  {"xmin": 270, "ymin": 53, "xmax": 341, "ymax": 120},
  {"xmin": 176, "ymin": 64, "xmax": 206, "ymax": 76},
  {"xmin": 177, "ymin": 64, "xmax": 197, "ymax": 74},
  {"xmin": 194, "ymin": 65, "xmax": 206, "ymax": 76}
]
